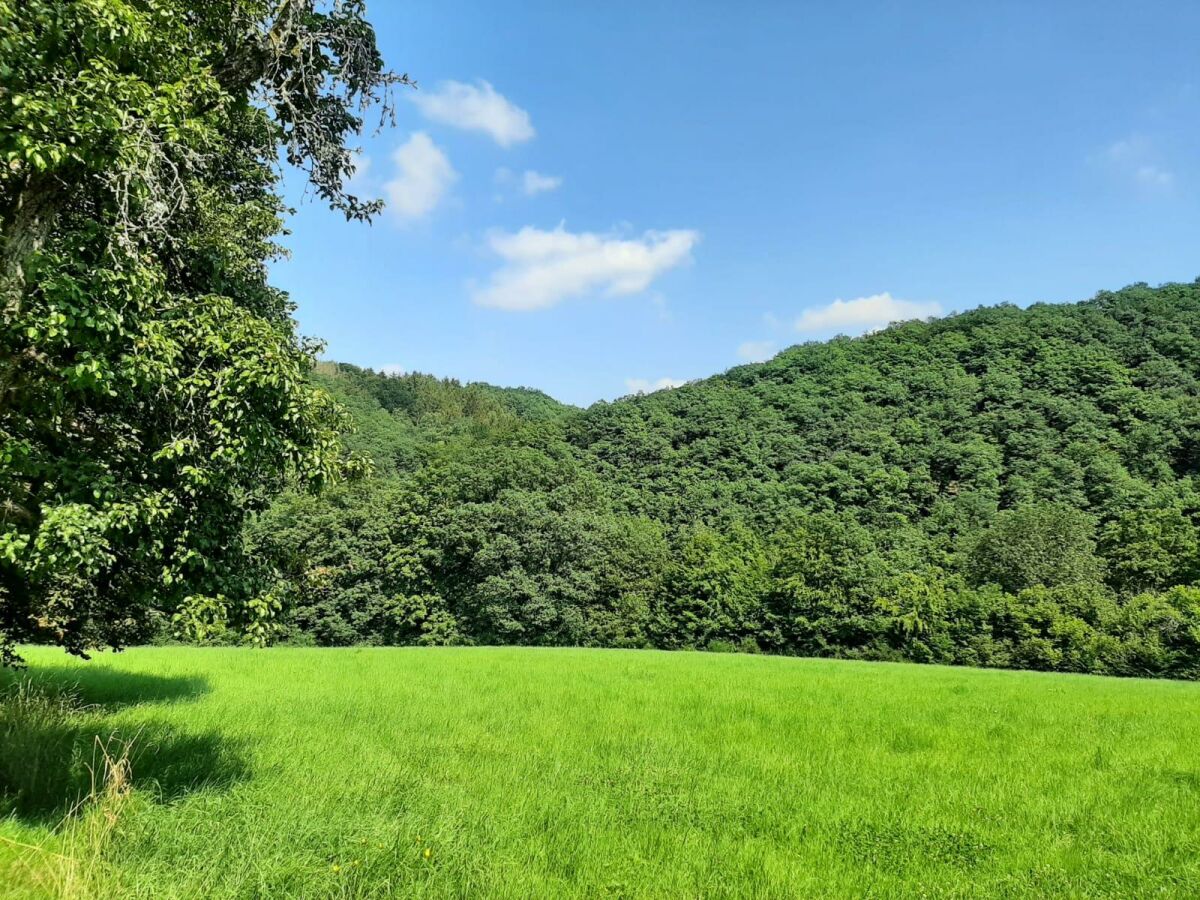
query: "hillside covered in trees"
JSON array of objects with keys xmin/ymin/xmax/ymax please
[{"xmin": 246, "ymin": 281, "xmax": 1200, "ymax": 677}]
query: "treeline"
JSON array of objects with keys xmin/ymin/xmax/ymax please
[{"xmin": 243, "ymin": 282, "xmax": 1200, "ymax": 677}]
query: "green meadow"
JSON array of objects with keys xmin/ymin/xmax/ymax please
[{"xmin": 2, "ymin": 647, "xmax": 1199, "ymax": 898}]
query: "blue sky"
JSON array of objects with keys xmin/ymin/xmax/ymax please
[{"xmin": 273, "ymin": 0, "xmax": 1200, "ymax": 406}]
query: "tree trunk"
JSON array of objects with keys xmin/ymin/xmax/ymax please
[{"xmin": 1, "ymin": 171, "xmax": 59, "ymax": 319}]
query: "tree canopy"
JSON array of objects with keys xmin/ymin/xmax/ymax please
[{"xmin": 0, "ymin": 0, "xmax": 402, "ymax": 662}]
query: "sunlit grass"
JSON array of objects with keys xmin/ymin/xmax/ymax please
[{"xmin": 3, "ymin": 646, "xmax": 1199, "ymax": 897}]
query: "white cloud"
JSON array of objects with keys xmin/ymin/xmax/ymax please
[
  {"xmin": 379, "ymin": 364, "xmax": 405, "ymax": 376},
  {"xmin": 384, "ymin": 132, "xmax": 456, "ymax": 220},
  {"xmin": 522, "ymin": 170, "xmax": 562, "ymax": 195},
  {"xmin": 625, "ymin": 377, "xmax": 687, "ymax": 394},
  {"xmin": 737, "ymin": 340, "xmax": 776, "ymax": 363},
  {"xmin": 412, "ymin": 80, "xmax": 534, "ymax": 147},
  {"xmin": 1135, "ymin": 164, "xmax": 1174, "ymax": 187},
  {"xmin": 473, "ymin": 225, "xmax": 700, "ymax": 311},
  {"xmin": 1104, "ymin": 136, "xmax": 1149, "ymax": 164},
  {"xmin": 1097, "ymin": 135, "xmax": 1174, "ymax": 190},
  {"xmin": 795, "ymin": 293, "xmax": 943, "ymax": 336},
  {"xmin": 493, "ymin": 168, "xmax": 563, "ymax": 199}
]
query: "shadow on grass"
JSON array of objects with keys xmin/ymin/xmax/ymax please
[
  {"xmin": 2, "ymin": 664, "xmax": 211, "ymax": 709},
  {"xmin": 0, "ymin": 663, "xmax": 249, "ymax": 823}
]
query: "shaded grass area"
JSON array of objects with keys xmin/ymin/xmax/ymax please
[
  {"xmin": 0, "ymin": 667, "xmax": 246, "ymax": 822},
  {"xmin": 2, "ymin": 647, "xmax": 1200, "ymax": 897}
]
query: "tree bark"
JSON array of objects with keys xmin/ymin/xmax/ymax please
[{"xmin": 1, "ymin": 170, "xmax": 59, "ymax": 319}]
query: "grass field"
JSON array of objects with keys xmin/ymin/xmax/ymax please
[{"xmin": 2, "ymin": 647, "xmax": 1199, "ymax": 898}]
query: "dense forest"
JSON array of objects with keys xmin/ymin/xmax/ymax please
[{"xmin": 242, "ymin": 281, "xmax": 1200, "ymax": 677}]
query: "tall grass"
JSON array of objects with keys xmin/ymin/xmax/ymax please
[
  {"xmin": 0, "ymin": 678, "xmax": 88, "ymax": 815},
  {"xmin": 3, "ymin": 647, "xmax": 1200, "ymax": 897},
  {"xmin": 0, "ymin": 678, "xmax": 131, "ymax": 898}
]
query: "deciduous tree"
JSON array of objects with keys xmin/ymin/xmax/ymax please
[{"xmin": 0, "ymin": 0, "xmax": 404, "ymax": 661}]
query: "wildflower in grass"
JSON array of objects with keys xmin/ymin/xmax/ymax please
[
  {"xmin": 331, "ymin": 864, "xmax": 341, "ymax": 873},
  {"xmin": 424, "ymin": 847, "xmax": 432, "ymax": 860}
]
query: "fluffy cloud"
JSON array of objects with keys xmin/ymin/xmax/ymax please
[
  {"xmin": 625, "ymin": 377, "xmax": 687, "ymax": 394},
  {"xmin": 473, "ymin": 225, "xmax": 700, "ymax": 311},
  {"xmin": 1098, "ymin": 136, "xmax": 1174, "ymax": 190},
  {"xmin": 379, "ymin": 364, "xmax": 406, "ymax": 376},
  {"xmin": 384, "ymin": 132, "xmax": 456, "ymax": 220},
  {"xmin": 493, "ymin": 168, "xmax": 563, "ymax": 199},
  {"xmin": 1104, "ymin": 136, "xmax": 1146, "ymax": 163},
  {"xmin": 737, "ymin": 340, "xmax": 776, "ymax": 363},
  {"xmin": 795, "ymin": 293, "xmax": 943, "ymax": 336},
  {"xmin": 1135, "ymin": 165, "xmax": 1174, "ymax": 188},
  {"xmin": 412, "ymin": 80, "xmax": 534, "ymax": 147},
  {"xmin": 521, "ymin": 170, "xmax": 563, "ymax": 195}
]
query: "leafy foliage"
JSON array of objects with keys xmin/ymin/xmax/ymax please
[
  {"xmin": 0, "ymin": 1, "xmax": 402, "ymax": 660},
  {"xmin": 964, "ymin": 504, "xmax": 1104, "ymax": 594}
]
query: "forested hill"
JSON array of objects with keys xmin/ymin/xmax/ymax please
[
  {"xmin": 248, "ymin": 281, "xmax": 1200, "ymax": 678},
  {"xmin": 571, "ymin": 281, "xmax": 1200, "ymax": 535},
  {"xmin": 309, "ymin": 363, "xmax": 576, "ymax": 471}
]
